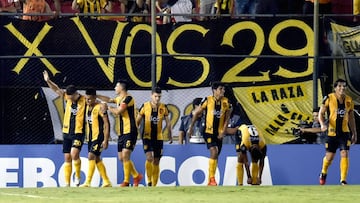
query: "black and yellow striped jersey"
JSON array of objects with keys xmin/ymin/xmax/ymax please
[
  {"xmin": 239, "ymin": 124, "xmax": 266, "ymax": 150},
  {"xmin": 138, "ymin": 101, "xmax": 169, "ymax": 140},
  {"xmin": 116, "ymin": 94, "xmax": 137, "ymax": 135},
  {"xmin": 63, "ymin": 95, "xmax": 86, "ymax": 135},
  {"xmin": 86, "ymin": 103, "xmax": 106, "ymax": 142},
  {"xmin": 322, "ymin": 93, "xmax": 354, "ymax": 136},
  {"xmin": 201, "ymin": 96, "xmax": 230, "ymax": 136},
  {"xmin": 76, "ymin": 0, "xmax": 108, "ymax": 15}
]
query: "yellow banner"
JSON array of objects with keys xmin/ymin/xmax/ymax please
[
  {"xmin": 233, "ymin": 80, "xmax": 322, "ymax": 144},
  {"xmin": 330, "ymin": 23, "xmax": 360, "ymax": 105}
]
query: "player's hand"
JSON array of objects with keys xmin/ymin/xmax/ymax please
[
  {"xmin": 218, "ymin": 133, "xmax": 225, "ymax": 140},
  {"xmin": 43, "ymin": 70, "xmax": 49, "ymax": 82},
  {"xmin": 102, "ymin": 140, "xmax": 108, "ymax": 150},
  {"xmin": 351, "ymin": 134, "xmax": 357, "ymax": 145},
  {"xmin": 320, "ymin": 125, "xmax": 327, "ymax": 132}
]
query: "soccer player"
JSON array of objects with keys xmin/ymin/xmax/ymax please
[
  {"xmin": 43, "ymin": 70, "xmax": 85, "ymax": 187},
  {"xmin": 136, "ymin": 87, "xmax": 173, "ymax": 186},
  {"xmin": 318, "ymin": 79, "xmax": 357, "ymax": 185},
  {"xmin": 80, "ymin": 88, "xmax": 112, "ymax": 187},
  {"xmin": 188, "ymin": 81, "xmax": 231, "ymax": 186},
  {"xmin": 99, "ymin": 80, "xmax": 143, "ymax": 187},
  {"xmin": 226, "ymin": 119, "xmax": 252, "ymax": 185},
  {"xmin": 238, "ymin": 124, "xmax": 267, "ymax": 185}
]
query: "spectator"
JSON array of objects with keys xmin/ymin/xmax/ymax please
[
  {"xmin": 198, "ymin": 0, "xmax": 216, "ymax": 20},
  {"xmin": 156, "ymin": 0, "xmax": 170, "ymax": 24},
  {"xmin": 123, "ymin": 0, "xmax": 149, "ymax": 22},
  {"xmin": 234, "ymin": 0, "xmax": 256, "ymax": 18},
  {"xmin": 178, "ymin": 98, "xmax": 205, "ymax": 144},
  {"xmin": 299, "ymin": 107, "xmax": 327, "ymax": 144},
  {"xmin": 72, "ymin": 0, "xmax": 112, "ymax": 19},
  {"xmin": 136, "ymin": 87, "xmax": 172, "ymax": 186},
  {"xmin": 22, "ymin": 0, "xmax": 61, "ymax": 21},
  {"xmin": 188, "ymin": 81, "xmax": 231, "ymax": 186},
  {"xmin": 354, "ymin": 0, "xmax": 359, "ymax": 22},
  {"xmin": 213, "ymin": 0, "xmax": 234, "ymax": 19},
  {"xmin": 0, "ymin": 0, "xmax": 21, "ymax": 14},
  {"xmin": 318, "ymin": 79, "xmax": 357, "ymax": 185},
  {"xmin": 169, "ymin": 0, "xmax": 196, "ymax": 23}
]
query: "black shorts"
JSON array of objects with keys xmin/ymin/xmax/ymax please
[
  {"xmin": 203, "ymin": 133, "xmax": 223, "ymax": 155},
  {"xmin": 88, "ymin": 139, "xmax": 104, "ymax": 156},
  {"xmin": 326, "ymin": 133, "xmax": 351, "ymax": 153},
  {"xmin": 142, "ymin": 139, "xmax": 163, "ymax": 158},
  {"xmin": 63, "ymin": 133, "xmax": 85, "ymax": 153},
  {"xmin": 118, "ymin": 133, "xmax": 137, "ymax": 152}
]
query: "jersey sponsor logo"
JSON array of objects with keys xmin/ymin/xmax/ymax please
[
  {"xmin": 337, "ymin": 109, "xmax": 346, "ymax": 118},
  {"xmin": 212, "ymin": 110, "xmax": 223, "ymax": 118},
  {"xmin": 70, "ymin": 106, "xmax": 79, "ymax": 116},
  {"xmin": 150, "ymin": 116, "xmax": 160, "ymax": 124}
]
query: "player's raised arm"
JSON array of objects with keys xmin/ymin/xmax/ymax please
[
  {"xmin": 43, "ymin": 70, "xmax": 64, "ymax": 98},
  {"xmin": 97, "ymin": 94, "xmax": 115, "ymax": 103}
]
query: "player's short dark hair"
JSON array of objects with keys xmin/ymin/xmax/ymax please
[
  {"xmin": 117, "ymin": 80, "xmax": 128, "ymax": 91},
  {"xmin": 211, "ymin": 81, "xmax": 225, "ymax": 90},
  {"xmin": 152, "ymin": 86, "xmax": 162, "ymax": 94},
  {"xmin": 192, "ymin": 98, "xmax": 202, "ymax": 108},
  {"xmin": 65, "ymin": 85, "xmax": 77, "ymax": 95},
  {"xmin": 85, "ymin": 88, "xmax": 96, "ymax": 96},
  {"xmin": 333, "ymin": 79, "xmax": 347, "ymax": 88}
]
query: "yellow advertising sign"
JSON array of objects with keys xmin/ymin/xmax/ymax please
[{"xmin": 233, "ymin": 80, "xmax": 322, "ymax": 144}]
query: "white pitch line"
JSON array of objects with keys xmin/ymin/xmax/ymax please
[{"xmin": 0, "ymin": 192, "xmax": 59, "ymax": 199}]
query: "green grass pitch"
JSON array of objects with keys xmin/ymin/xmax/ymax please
[{"xmin": 1, "ymin": 186, "xmax": 360, "ymax": 203}]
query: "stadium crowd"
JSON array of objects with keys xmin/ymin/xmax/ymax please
[{"xmin": 0, "ymin": 0, "xmax": 359, "ymax": 23}]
